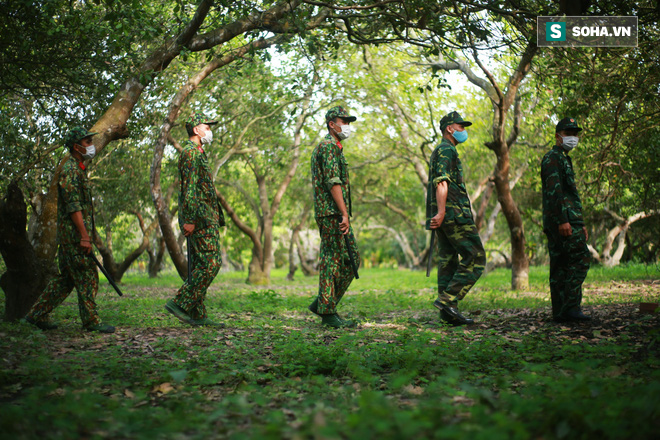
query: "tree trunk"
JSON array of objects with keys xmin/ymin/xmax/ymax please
[
  {"xmin": 247, "ymin": 250, "xmax": 271, "ymax": 285},
  {"xmin": 94, "ymin": 211, "xmax": 158, "ymax": 282},
  {"xmin": 287, "ymin": 206, "xmax": 312, "ymax": 280},
  {"xmin": 480, "ymin": 202, "xmax": 502, "ymax": 243},
  {"xmin": 148, "ymin": 235, "xmax": 167, "ymax": 278},
  {"xmin": 588, "ymin": 210, "xmax": 659, "ymax": 267},
  {"xmin": 246, "ymin": 210, "xmax": 274, "ymax": 285},
  {"xmin": 287, "ymin": 229, "xmax": 300, "ymax": 281},
  {"xmin": 95, "ymin": 234, "xmax": 150, "ymax": 283},
  {"xmin": 296, "ymin": 233, "xmax": 318, "ymax": 276},
  {"xmin": 30, "ymin": 177, "xmax": 59, "ymax": 262},
  {"xmin": 0, "ymin": 183, "xmax": 52, "ymax": 321},
  {"xmin": 491, "ymin": 143, "xmax": 529, "ymax": 289},
  {"xmin": 475, "ymin": 178, "xmax": 495, "ymax": 231}
]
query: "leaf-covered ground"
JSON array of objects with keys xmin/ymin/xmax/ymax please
[{"xmin": 1, "ymin": 266, "xmax": 659, "ymax": 439}]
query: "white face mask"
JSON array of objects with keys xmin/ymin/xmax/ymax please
[
  {"xmin": 81, "ymin": 144, "xmax": 96, "ymax": 160},
  {"xmin": 200, "ymin": 128, "xmax": 213, "ymax": 145},
  {"xmin": 335, "ymin": 123, "xmax": 352, "ymax": 140},
  {"xmin": 560, "ymin": 135, "xmax": 579, "ymax": 151}
]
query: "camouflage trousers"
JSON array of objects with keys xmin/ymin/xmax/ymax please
[
  {"xmin": 315, "ymin": 216, "xmax": 359, "ymax": 315},
  {"xmin": 173, "ymin": 226, "xmax": 222, "ymax": 320},
  {"xmin": 434, "ymin": 218, "xmax": 486, "ymax": 304},
  {"xmin": 26, "ymin": 245, "xmax": 100, "ymax": 327},
  {"xmin": 545, "ymin": 225, "xmax": 591, "ymax": 318}
]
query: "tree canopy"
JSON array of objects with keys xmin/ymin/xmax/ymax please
[{"xmin": 1, "ymin": 0, "xmax": 658, "ymax": 296}]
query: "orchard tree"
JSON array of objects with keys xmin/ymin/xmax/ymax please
[{"xmin": 533, "ymin": 0, "xmax": 660, "ymax": 266}]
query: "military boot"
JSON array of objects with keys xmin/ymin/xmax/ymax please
[
  {"xmin": 165, "ymin": 299, "xmax": 194, "ymax": 324},
  {"xmin": 85, "ymin": 323, "xmax": 116, "ymax": 333},
  {"xmin": 322, "ymin": 314, "xmax": 358, "ymax": 328},
  {"xmin": 434, "ymin": 299, "xmax": 474, "ymax": 325},
  {"xmin": 23, "ymin": 316, "xmax": 58, "ymax": 331},
  {"xmin": 554, "ymin": 308, "xmax": 591, "ymax": 322}
]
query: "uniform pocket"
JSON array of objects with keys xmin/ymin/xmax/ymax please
[
  {"xmin": 193, "ymin": 228, "xmax": 220, "ymax": 253},
  {"xmin": 316, "ymin": 216, "xmax": 343, "ymax": 235},
  {"xmin": 454, "ymin": 206, "xmax": 474, "ymax": 225}
]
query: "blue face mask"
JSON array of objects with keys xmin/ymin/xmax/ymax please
[{"xmin": 452, "ymin": 129, "xmax": 468, "ymax": 143}]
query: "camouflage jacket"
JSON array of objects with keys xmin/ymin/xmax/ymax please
[
  {"xmin": 425, "ymin": 138, "xmax": 474, "ymax": 229},
  {"xmin": 311, "ymin": 134, "xmax": 352, "ymax": 220},
  {"xmin": 541, "ymin": 145, "xmax": 584, "ymax": 229},
  {"xmin": 178, "ymin": 140, "xmax": 225, "ymax": 231},
  {"xmin": 57, "ymin": 156, "xmax": 94, "ymax": 249}
]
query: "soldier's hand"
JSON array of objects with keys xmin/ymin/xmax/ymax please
[
  {"xmin": 80, "ymin": 238, "xmax": 92, "ymax": 254},
  {"xmin": 582, "ymin": 226, "xmax": 588, "ymax": 240},
  {"xmin": 183, "ymin": 223, "xmax": 195, "ymax": 237},
  {"xmin": 558, "ymin": 222, "xmax": 572, "ymax": 237},
  {"xmin": 430, "ymin": 212, "xmax": 445, "ymax": 229},
  {"xmin": 339, "ymin": 215, "xmax": 350, "ymax": 235}
]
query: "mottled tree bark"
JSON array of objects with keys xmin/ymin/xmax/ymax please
[
  {"xmin": 0, "ymin": 183, "xmax": 51, "ymax": 321},
  {"xmin": 148, "ymin": 235, "xmax": 167, "ymax": 278},
  {"xmin": 287, "ymin": 207, "xmax": 312, "ymax": 280}
]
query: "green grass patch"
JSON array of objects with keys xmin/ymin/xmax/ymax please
[{"xmin": 1, "ymin": 265, "xmax": 659, "ymax": 439}]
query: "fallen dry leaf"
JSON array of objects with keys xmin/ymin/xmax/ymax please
[
  {"xmin": 151, "ymin": 382, "xmax": 174, "ymax": 395},
  {"xmin": 403, "ymin": 385, "xmax": 424, "ymax": 396}
]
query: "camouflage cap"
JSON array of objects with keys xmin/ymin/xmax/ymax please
[
  {"xmin": 555, "ymin": 117, "xmax": 582, "ymax": 133},
  {"xmin": 325, "ymin": 106, "xmax": 357, "ymax": 123},
  {"xmin": 65, "ymin": 126, "xmax": 98, "ymax": 147},
  {"xmin": 186, "ymin": 112, "xmax": 218, "ymax": 130},
  {"xmin": 440, "ymin": 111, "xmax": 472, "ymax": 131}
]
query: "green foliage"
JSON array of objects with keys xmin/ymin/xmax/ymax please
[{"xmin": 1, "ymin": 266, "xmax": 659, "ymax": 438}]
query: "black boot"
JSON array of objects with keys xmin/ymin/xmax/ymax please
[{"xmin": 434, "ymin": 299, "xmax": 474, "ymax": 325}]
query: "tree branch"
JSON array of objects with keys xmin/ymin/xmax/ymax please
[{"xmin": 421, "ymin": 58, "xmax": 498, "ymax": 102}]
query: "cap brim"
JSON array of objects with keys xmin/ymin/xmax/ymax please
[
  {"xmin": 556, "ymin": 126, "xmax": 583, "ymax": 132},
  {"xmin": 206, "ymin": 121, "xmax": 218, "ymax": 126},
  {"xmin": 85, "ymin": 131, "xmax": 99, "ymax": 137},
  {"xmin": 458, "ymin": 121, "xmax": 472, "ymax": 127},
  {"xmin": 340, "ymin": 116, "xmax": 357, "ymax": 122}
]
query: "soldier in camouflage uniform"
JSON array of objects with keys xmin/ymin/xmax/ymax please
[
  {"xmin": 541, "ymin": 117, "xmax": 591, "ymax": 322},
  {"xmin": 165, "ymin": 112, "xmax": 226, "ymax": 327},
  {"xmin": 426, "ymin": 111, "xmax": 486, "ymax": 326},
  {"xmin": 308, "ymin": 106, "xmax": 360, "ymax": 328},
  {"xmin": 23, "ymin": 127, "xmax": 115, "ymax": 333}
]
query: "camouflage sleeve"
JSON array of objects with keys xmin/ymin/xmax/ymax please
[
  {"xmin": 431, "ymin": 147, "xmax": 454, "ymax": 187},
  {"xmin": 179, "ymin": 149, "xmax": 200, "ymax": 225},
  {"xmin": 60, "ymin": 165, "xmax": 82, "ymax": 214},
  {"xmin": 319, "ymin": 142, "xmax": 342, "ymax": 190},
  {"xmin": 541, "ymin": 153, "xmax": 569, "ymax": 224}
]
